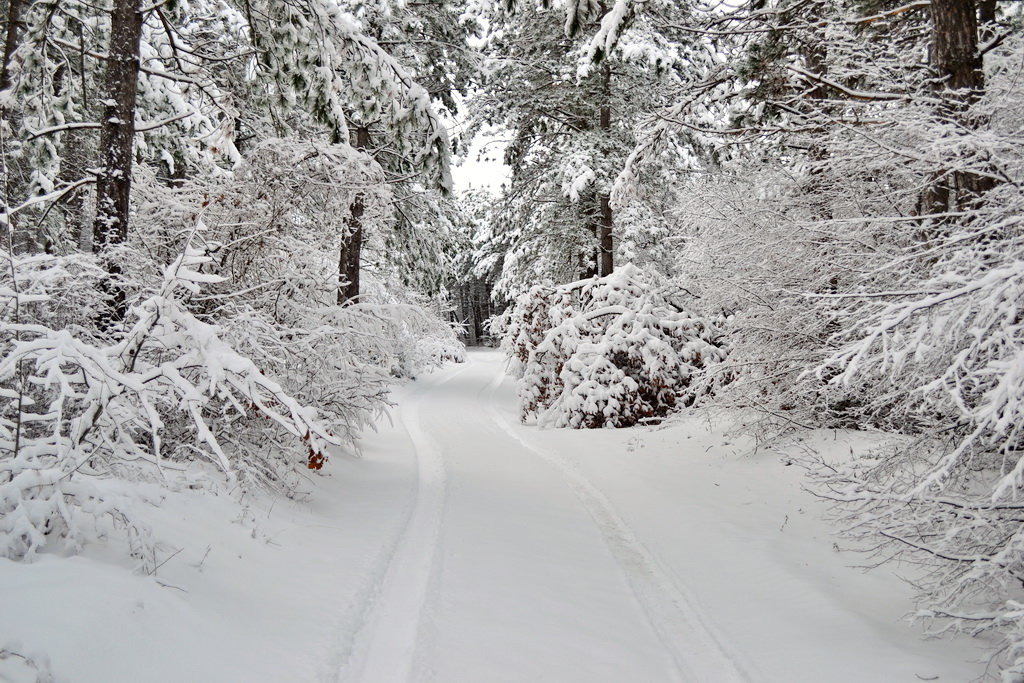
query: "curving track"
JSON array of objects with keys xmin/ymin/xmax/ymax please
[{"xmin": 340, "ymin": 351, "xmax": 750, "ymax": 683}]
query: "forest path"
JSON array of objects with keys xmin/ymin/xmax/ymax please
[
  {"xmin": 342, "ymin": 350, "xmax": 749, "ymax": 683},
  {"xmin": 336, "ymin": 350, "xmax": 985, "ymax": 683}
]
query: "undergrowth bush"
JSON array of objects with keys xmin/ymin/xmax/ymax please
[
  {"xmin": 503, "ymin": 265, "xmax": 726, "ymax": 428},
  {"xmin": 0, "ymin": 213, "xmax": 462, "ymax": 565}
]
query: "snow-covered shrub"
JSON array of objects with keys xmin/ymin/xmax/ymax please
[
  {"xmin": 676, "ymin": 28, "xmax": 1024, "ymax": 675},
  {"xmin": 505, "ymin": 265, "xmax": 726, "ymax": 428},
  {"xmin": 655, "ymin": 167, "xmax": 882, "ymax": 435},
  {"xmin": 500, "ymin": 284, "xmax": 559, "ymax": 379},
  {"xmin": 135, "ymin": 139, "xmax": 461, "ymax": 360},
  {"xmin": 1, "ymin": 135, "xmax": 465, "ymax": 565},
  {"xmin": 130, "ymin": 139, "xmax": 461, "ymax": 445},
  {"xmin": 809, "ymin": 161, "xmax": 1024, "ymax": 676},
  {"xmin": 354, "ymin": 276, "xmax": 466, "ymax": 377},
  {"xmin": 0, "ymin": 234, "xmax": 340, "ymax": 563}
]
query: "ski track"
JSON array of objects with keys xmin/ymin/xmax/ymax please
[
  {"xmin": 340, "ymin": 364, "xmax": 469, "ymax": 683},
  {"xmin": 340, "ymin": 356, "xmax": 756, "ymax": 682},
  {"xmin": 481, "ymin": 365, "xmax": 757, "ymax": 683}
]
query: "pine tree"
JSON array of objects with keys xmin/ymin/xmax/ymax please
[{"xmin": 475, "ymin": 0, "xmax": 693, "ymax": 297}]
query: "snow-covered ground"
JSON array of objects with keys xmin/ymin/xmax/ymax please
[{"xmin": 0, "ymin": 350, "xmax": 989, "ymax": 682}]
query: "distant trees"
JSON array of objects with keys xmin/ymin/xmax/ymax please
[
  {"xmin": 449, "ymin": 188, "xmax": 503, "ymax": 345},
  {"xmin": 324, "ymin": 0, "xmax": 481, "ymax": 304},
  {"xmin": 473, "ymin": 0, "xmax": 694, "ymax": 297}
]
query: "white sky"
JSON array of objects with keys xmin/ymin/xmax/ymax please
[{"xmin": 449, "ymin": 124, "xmax": 511, "ymax": 194}]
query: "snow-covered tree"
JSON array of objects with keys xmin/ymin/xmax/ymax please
[
  {"xmin": 473, "ymin": 0, "xmax": 696, "ymax": 298},
  {"xmin": 0, "ymin": 0, "xmax": 467, "ymax": 568}
]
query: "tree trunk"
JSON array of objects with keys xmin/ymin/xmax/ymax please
[
  {"xmin": 91, "ymin": 0, "xmax": 143, "ymax": 324},
  {"xmin": 474, "ymin": 279, "xmax": 490, "ymax": 344},
  {"xmin": 339, "ymin": 125, "xmax": 370, "ymax": 305},
  {"xmin": 464, "ymin": 283, "xmax": 478, "ymax": 346},
  {"xmin": 799, "ymin": 14, "xmax": 833, "ymax": 221},
  {"xmin": 582, "ymin": 211, "xmax": 598, "ymax": 278},
  {"xmin": 920, "ymin": 0, "xmax": 992, "ymax": 218},
  {"xmin": 338, "ymin": 196, "xmax": 363, "ymax": 305},
  {"xmin": 598, "ymin": 193, "xmax": 613, "ymax": 277},
  {"xmin": 50, "ymin": 60, "xmax": 91, "ymax": 251},
  {"xmin": 1, "ymin": 0, "xmax": 26, "ymax": 251},
  {"xmin": 597, "ymin": 62, "xmax": 613, "ymax": 277},
  {"xmin": 931, "ymin": 0, "xmax": 983, "ymax": 97},
  {"xmin": 92, "ymin": 0, "xmax": 143, "ymax": 251},
  {"xmin": 0, "ymin": 0, "xmax": 25, "ymax": 94}
]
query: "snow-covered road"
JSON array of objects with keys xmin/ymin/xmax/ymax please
[
  {"xmin": 0, "ymin": 350, "xmax": 988, "ymax": 682},
  {"xmin": 346, "ymin": 352, "xmax": 748, "ymax": 683},
  {"xmin": 338, "ymin": 350, "xmax": 984, "ymax": 683}
]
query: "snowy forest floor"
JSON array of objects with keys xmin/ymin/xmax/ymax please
[{"xmin": 0, "ymin": 350, "xmax": 992, "ymax": 682}]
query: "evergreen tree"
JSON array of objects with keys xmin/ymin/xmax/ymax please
[{"xmin": 476, "ymin": 0, "xmax": 693, "ymax": 297}]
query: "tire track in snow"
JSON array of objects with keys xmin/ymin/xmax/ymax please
[
  {"xmin": 339, "ymin": 364, "xmax": 468, "ymax": 683},
  {"xmin": 482, "ymin": 366, "xmax": 757, "ymax": 683}
]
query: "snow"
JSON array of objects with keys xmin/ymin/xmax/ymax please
[{"xmin": 0, "ymin": 351, "xmax": 987, "ymax": 682}]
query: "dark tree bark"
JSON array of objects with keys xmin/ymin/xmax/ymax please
[
  {"xmin": 931, "ymin": 0, "xmax": 984, "ymax": 96},
  {"xmin": 597, "ymin": 62, "xmax": 613, "ymax": 277},
  {"xmin": 0, "ymin": 0, "xmax": 25, "ymax": 94},
  {"xmin": 978, "ymin": 0, "xmax": 997, "ymax": 40},
  {"xmin": 582, "ymin": 197, "xmax": 598, "ymax": 278},
  {"xmin": 339, "ymin": 124, "xmax": 371, "ymax": 305},
  {"xmin": 93, "ymin": 0, "xmax": 143, "ymax": 250},
  {"xmin": 598, "ymin": 193, "xmax": 613, "ymax": 277},
  {"xmin": 1, "ymin": 0, "xmax": 26, "ymax": 251},
  {"xmin": 91, "ymin": 0, "xmax": 143, "ymax": 322},
  {"xmin": 919, "ymin": 0, "xmax": 994, "ymax": 220},
  {"xmin": 51, "ymin": 61, "xmax": 91, "ymax": 250},
  {"xmin": 338, "ymin": 197, "xmax": 363, "ymax": 305},
  {"xmin": 799, "ymin": 20, "xmax": 834, "ymax": 222},
  {"xmin": 474, "ymin": 279, "xmax": 492, "ymax": 343}
]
